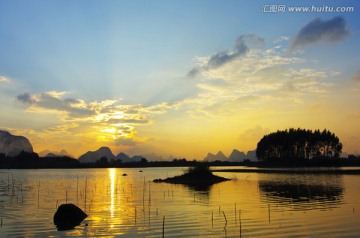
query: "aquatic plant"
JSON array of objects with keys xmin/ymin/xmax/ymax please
[{"xmin": 153, "ymin": 163, "xmax": 230, "ymax": 186}]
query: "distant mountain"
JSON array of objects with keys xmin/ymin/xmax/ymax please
[
  {"xmin": 40, "ymin": 149, "xmax": 71, "ymax": 157},
  {"xmin": 204, "ymin": 151, "xmax": 227, "ymax": 162},
  {"xmin": 78, "ymin": 147, "xmax": 115, "ymax": 163},
  {"xmin": 246, "ymin": 150, "xmax": 257, "ymax": 161},
  {"xmin": 228, "ymin": 149, "xmax": 247, "ymax": 161},
  {"xmin": 115, "ymin": 152, "xmax": 144, "ymax": 163},
  {"xmin": 45, "ymin": 153, "xmax": 58, "ymax": 157},
  {"xmin": 204, "ymin": 149, "xmax": 257, "ymax": 162},
  {"xmin": 130, "ymin": 155, "xmax": 144, "ymax": 162},
  {"xmin": 143, "ymin": 153, "xmax": 164, "ymax": 162},
  {"xmin": 0, "ymin": 130, "xmax": 33, "ymax": 156},
  {"xmin": 115, "ymin": 152, "xmax": 130, "ymax": 162},
  {"xmin": 229, "ymin": 149, "xmax": 257, "ymax": 162}
]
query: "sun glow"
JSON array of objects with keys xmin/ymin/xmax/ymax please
[
  {"xmin": 103, "ymin": 128, "xmax": 117, "ymax": 134},
  {"xmin": 113, "ymin": 112, "xmax": 124, "ymax": 119}
]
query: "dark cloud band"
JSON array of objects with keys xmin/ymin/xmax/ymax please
[{"xmin": 289, "ymin": 16, "xmax": 349, "ymax": 52}]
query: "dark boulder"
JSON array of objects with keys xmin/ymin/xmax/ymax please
[{"xmin": 53, "ymin": 203, "xmax": 87, "ymax": 231}]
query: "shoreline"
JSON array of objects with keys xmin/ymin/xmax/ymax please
[{"xmin": 212, "ymin": 168, "xmax": 360, "ymax": 175}]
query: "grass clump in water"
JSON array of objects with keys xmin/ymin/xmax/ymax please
[{"xmin": 154, "ymin": 163, "xmax": 230, "ymax": 185}]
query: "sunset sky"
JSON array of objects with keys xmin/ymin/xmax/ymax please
[{"xmin": 1, "ymin": 0, "xmax": 360, "ymax": 159}]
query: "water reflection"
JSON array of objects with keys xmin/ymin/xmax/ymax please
[
  {"xmin": 258, "ymin": 174, "xmax": 344, "ymax": 210},
  {"xmin": 184, "ymin": 183, "xmax": 213, "ymax": 193},
  {"xmin": 2, "ymin": 169, "xmax": 360, "ymax": 237},
  {"xmin": 109, "ymin": 168, "xmax": 116, "ymax": 218}
]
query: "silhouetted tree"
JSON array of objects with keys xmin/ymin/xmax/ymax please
[
  {"xmin": 256, "ymin": 128, "xmax": 342, "ymax": 161},
  {"xmin": 95, "ymin": 156, "xmax": 109, "ymax": 167},
  {"xmin": 13, "ymin": 151, "xmax": 40, "ymax": 168}
]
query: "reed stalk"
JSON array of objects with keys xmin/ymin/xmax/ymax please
[
  {"xmin": 12, "ymin": 178, "xmax": 15, "ymax": 196},
  {"xmin": 76, "ymin": 174, "xmax": 79, "ymax": 204},
  {"xmin": 212, "ymin": 211, "xmax": 214, "ymax": 228},
  {"xmin": 148, "ymin": 181, "xmax": 151, "ymax": 206},
  {"xmin": 222, "ymin": 211, "xmax": 227, "ymax": 227},
  {"xmin": 142, "ymin": 191, "xmax": 145, "ymax": 211},
  {"xmin": 235, "ymin": 203, "xmax": 237, "ymax": 225},
  {"xmin": 84, "ymin": 178, "xmax": 87, "ymax": 212},
  {"xmin": 222, "ymin": 211, "xmax": 228, "ymax": 238},
  {"xmin": 11, "ymin": 174, "xmax": 14, "ymax": 196},
  {"xmin": 239, "ymin": 210, "xmax": 242, "ymax": 237},
  {"xmin": 142, "ymin": 180, "xmax": 145, "ymax": 208},
  {"xmin": 162, "ymin": 215, "xmax": 165, "ymax": 238},
  {"xmin": 37, "ymin": 180, "xmax": 40, "ymax": 205}
]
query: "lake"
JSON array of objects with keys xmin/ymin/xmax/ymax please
[{"xmin": 0, "ymin": 167, "xmax": 359, "ymax": 237}]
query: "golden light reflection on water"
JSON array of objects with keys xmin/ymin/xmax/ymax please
[{"xmin": 109, "ymin": 168, "xmax": 116, "ymax": 218}]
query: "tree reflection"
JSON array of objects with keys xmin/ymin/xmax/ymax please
[{"xmin": 258, "ymin": 174, "xmax": 344, "ymax": 210}]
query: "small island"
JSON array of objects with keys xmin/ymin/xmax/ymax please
[{"xmin": 153, "ymin": 163, "xmax": 230, "ymax": 186}]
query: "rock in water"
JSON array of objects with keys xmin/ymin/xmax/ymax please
[{"xmin": 53, "ymin": 204, "xmax": 87, "ymax": 230}]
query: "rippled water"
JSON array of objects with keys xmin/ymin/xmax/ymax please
[{"xmin": 0, "ymin": 167, "xmax": 359, "ymax": 237}]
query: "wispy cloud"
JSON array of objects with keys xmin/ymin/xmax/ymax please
[
  {"xmin": 44, "ymin": 123, "xmax": 79, "ymax": 133},
  {"xmin": 273, "ymin": 36, "xmax": 289, "ymax": 44},
  {"xmin": 15, "ymin": 91, "xmax": 176, "ymax": 148},
  {"xmin": 17, "ymin": 92, "xmax": 36, "ymax": 104},
  {"xmin": 17, "ymin": 91, "xmax": 95, "ymax": 118},
  {"xmin": 289, "ymin": 16, "xmax": 349, "ymax": 52},
  {"xmin": 188, "ymin": 34, "xmax": 265, "ymax": 77},
  {"xmin": 353, "ymin": 69, "xmax": 360, "ymax": 82},
  {"xmin": 239, "ymin": 125, "xmax": 270, "ymax": 142},
  {"xmin": 0, "ymin": 76, "xmax": 10, "ymax": 83},
  {"xmin": 184, "ymin": 41, "xmax": 337, "ymax": 118},
  {"xmin": 115, "ymin": 137, "xmax": 137, "ymax": 147}
]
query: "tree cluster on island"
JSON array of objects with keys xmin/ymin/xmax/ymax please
[{"xmin": 256, "ymin": 128, "xmax": 344, "ymax": 165}]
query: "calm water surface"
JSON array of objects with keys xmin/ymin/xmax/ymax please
[{"xmin": 0, "ymin": 167, "xmax": 359, "ymax": 237}]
